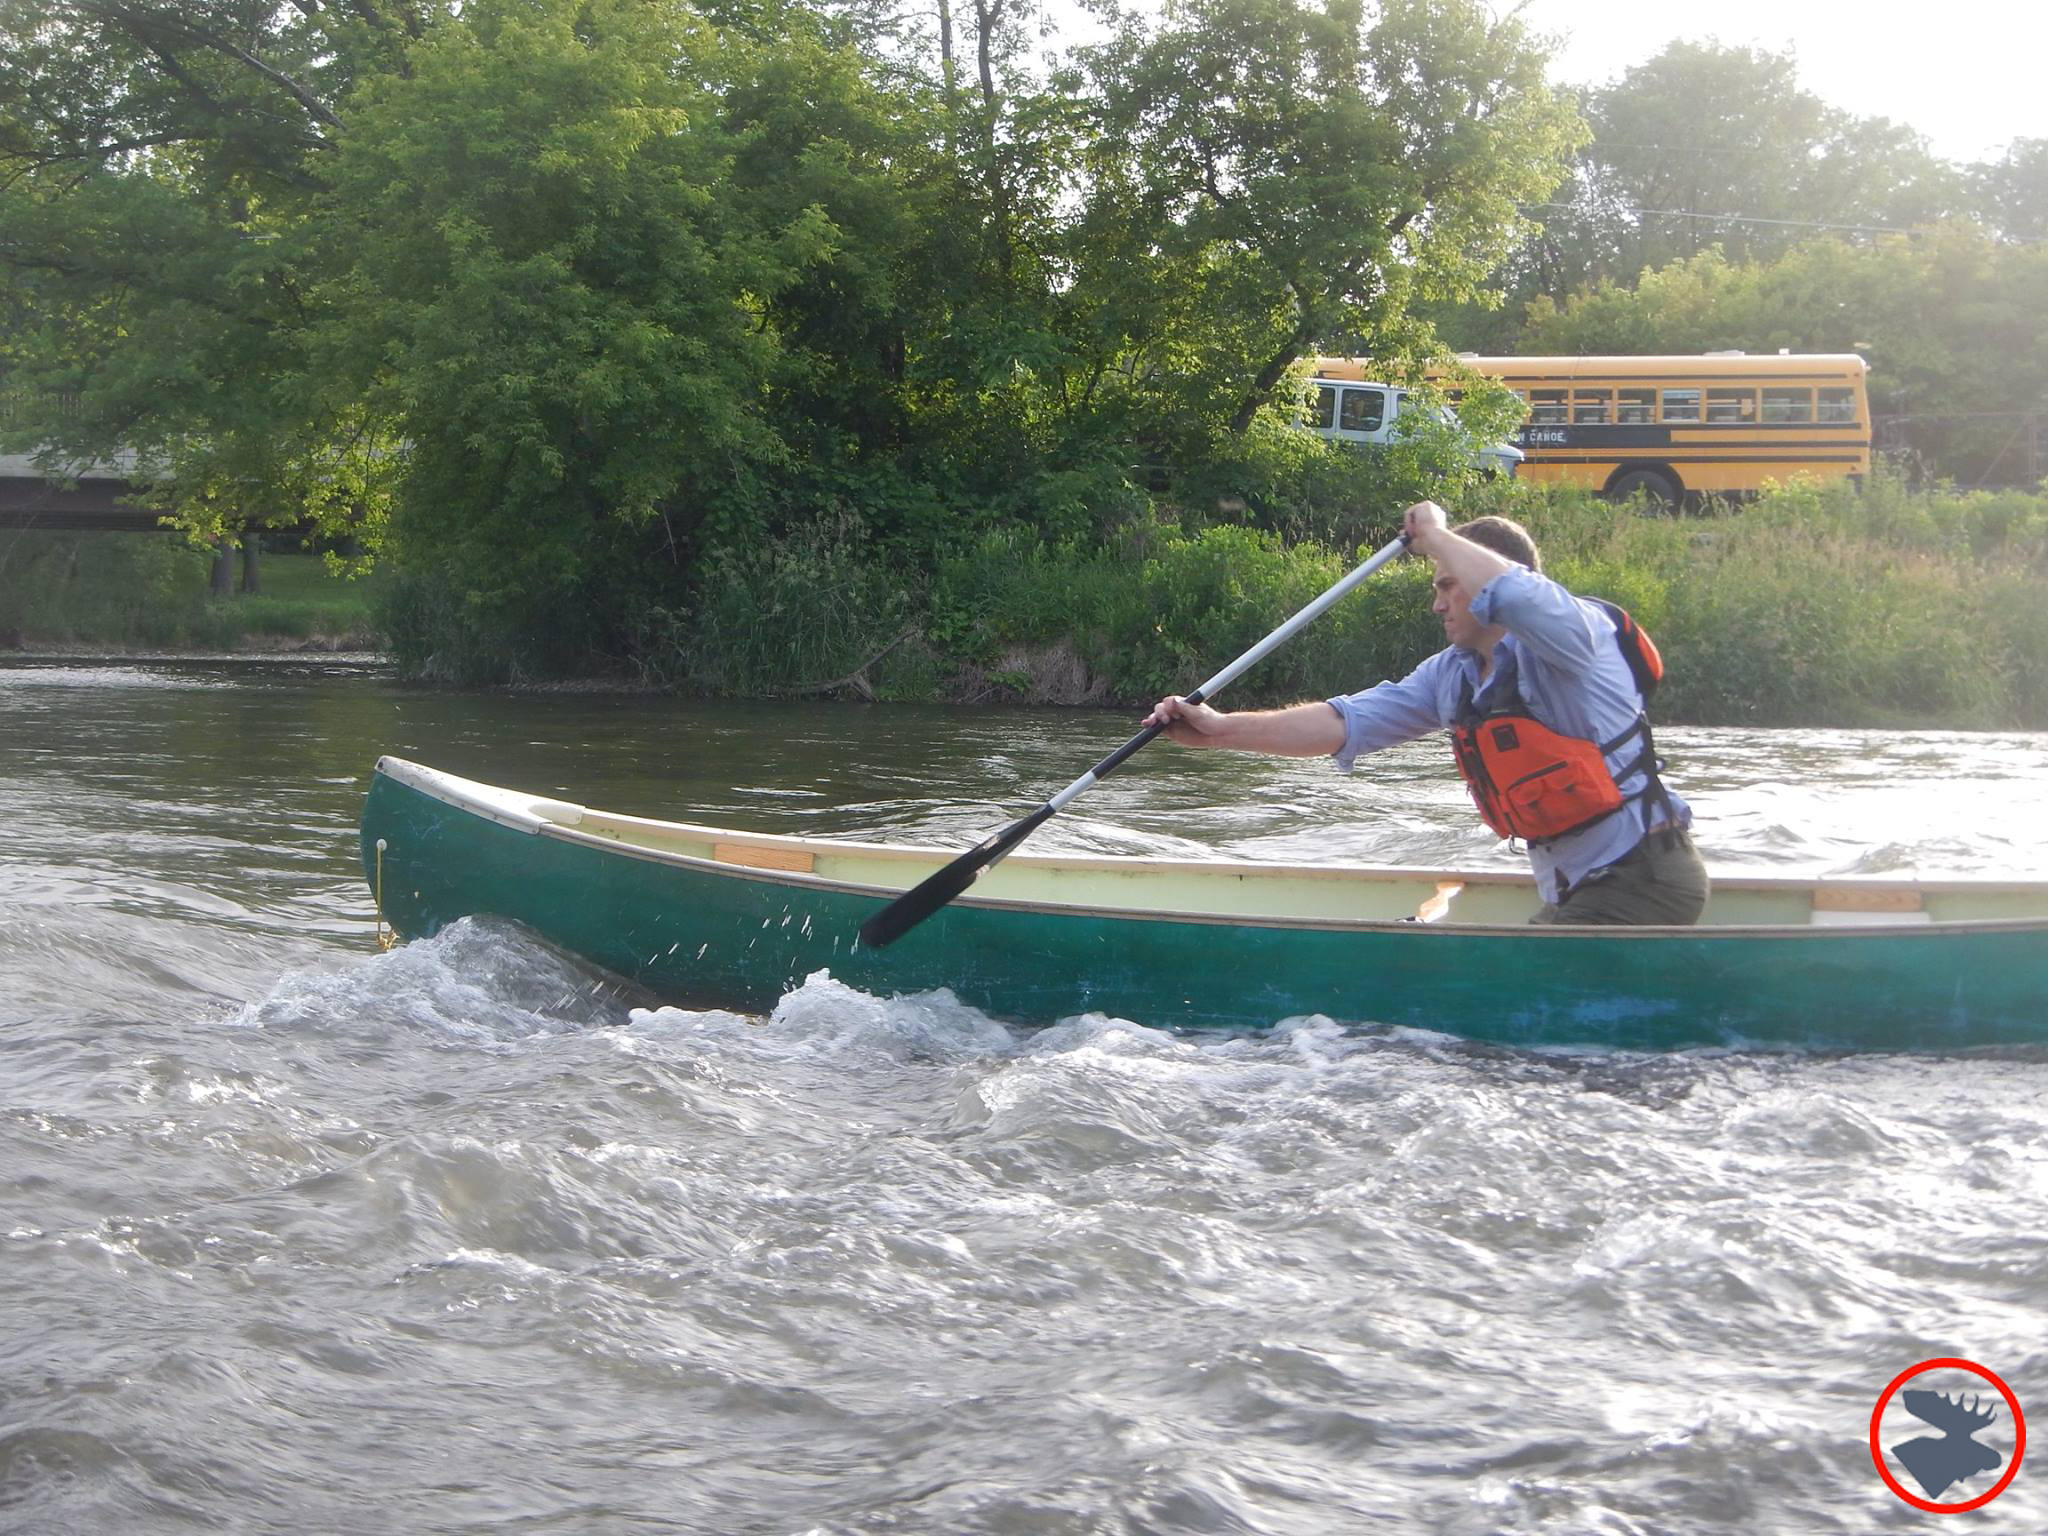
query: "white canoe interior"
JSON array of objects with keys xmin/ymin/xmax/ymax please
[{"xmin": 376, "ymin": 757, "xmax": 2048, "ymax": 932}]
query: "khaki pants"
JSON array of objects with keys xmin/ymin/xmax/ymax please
[{"xmin": 1529, "ymin": 828, "xmax": 1710, "ymax": 927}]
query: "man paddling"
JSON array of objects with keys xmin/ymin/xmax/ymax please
[{"xmin": 1143, "ymin": 501, "xmax": 1709, "ymax": 925}]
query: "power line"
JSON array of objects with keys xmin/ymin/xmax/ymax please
[{"xmin": 1523, "ymin": 201, "xmax": 1921, "ymax": 237}]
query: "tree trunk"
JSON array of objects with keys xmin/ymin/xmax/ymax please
[
  {"xmin": 1230, "ymin": 321, "xmax": 1318, "ymax": 436},
  {"xmin": 210, "ymin": 539, "xmax": 236, "ymax": 598},
  {"xmin": 972, "ymin": 0, "xmax": 1012, "ymax": 279},
  {"xmin": 937, "ymin": 0, "xmax": 957, "ymax": 109},
  {"xmin": 241, "ymin": 533, "xmax": 261, "ymax": 595}
]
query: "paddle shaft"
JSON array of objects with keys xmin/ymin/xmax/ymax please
[
  {"xmin": 857, "ymin": 532, "xmax": 1411, "ymax": 947},
  {"xmin": 1043, "ymin": 532, "xmax": 1411, "ymax": 814}
]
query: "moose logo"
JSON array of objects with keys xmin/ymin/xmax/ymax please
[
  {"xmin": 1870, "ymin": 1358, "xmax": 2026, "ymax": 1512},
  {"xmin": 1892, "ymin": 1391, "xmax": 2002, "ymax": 1498}
]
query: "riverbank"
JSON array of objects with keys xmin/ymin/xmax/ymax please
[
  {"xmin": 641, "ymin": 474, "xmax": 2048, "ymax": 729},
  {"xmin": 12, "ymin": 476, "xmax": 2048, "ymax": 727}
]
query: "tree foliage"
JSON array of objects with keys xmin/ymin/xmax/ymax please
[
  {"xmin": 0, "ymin": 0, "xmax": 447, "ymax": 550},
  {"xmin": 1513, "ymin": 41, "xmax": 1959, "ymax": 299},
  {"xmin": 1070, "ymin": 0, "xmax": 1578, "ymax": 448}
]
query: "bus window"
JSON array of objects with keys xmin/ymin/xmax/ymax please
[
  {"xmin": 1617, "ymin": 389, "xmax": 1655, "ymax": 424},
  {"xmin": 1706, "ymin": 388, "xmax": 1756, "ymax": 424},
  {"xmin": 1530, "ymin": 389, "xmax": 1567, "ymax": 425},
  {"xmin": 1762, "ymin": 388, "xmax": 1812, "ymax": 423},
  {"xmin": 1312, "ymin": 384, "xmax": 1336, "ymax": 431},
  {"xmin": 1572, "ymin": 389, "xmax": 1611, "ymax": 424},
  {"xmin": 1661, "ymin": 387, "xmax": 1701, "ymax": 422},
  {"xmin": 1818, "ymin": 388, "xmax": 1858, "ymax": 423},
  {"xmin": 1339, "ymin": 387, "xmax": 1384, "ymax": 433}
]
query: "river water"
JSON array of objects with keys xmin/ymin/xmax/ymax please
[{"xmin": 3, "ymin": 658, "xmax": 2045, "ymax": 1533}]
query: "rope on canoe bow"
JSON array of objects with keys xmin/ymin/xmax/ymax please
[{"xmin": 373, "ymin": 838, "xmax": 397, "ymax": 952}]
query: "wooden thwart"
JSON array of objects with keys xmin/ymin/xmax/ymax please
[
  {"xmin": 714, "ymin": 841, "xmax": 815, "ymax": 874},
  {"xmin": 1812, "ymin": 886, "xmax": 1923, "ymax": 913}
]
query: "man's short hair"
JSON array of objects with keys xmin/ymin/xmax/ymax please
[{"xmin": 1451, "ymin": 515, "xmax": 1541, "ymax": 573}]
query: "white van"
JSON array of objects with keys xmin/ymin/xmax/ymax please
[{"xmin": 1306, "ymin": 376, "xmax": 1523, "ymax": 478}]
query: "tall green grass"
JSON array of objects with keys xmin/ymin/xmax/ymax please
[
  {"xmin": 670, "ymin": 471, "xmax": 2048, "ymax": 728},
  {"xmin": 1499, "ymin": 472, "xmax": 2048, "ymax": 727}
]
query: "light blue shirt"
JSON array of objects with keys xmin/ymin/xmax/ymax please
[{"xmin": 1326, "ymin": 564, "xmax": 1689, "ymax": 905}]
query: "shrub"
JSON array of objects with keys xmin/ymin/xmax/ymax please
[{"xmin": 645, "ymin": 513, "xmax": 922, "ymax": 696}]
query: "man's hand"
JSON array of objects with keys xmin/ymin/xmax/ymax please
[
  {"xmin": 1143, "ymin": 694, "xmax": 1232, "ymax": 747},
  {"xmin": 1142, "ymin": 696, "xmax": 1345, "ymax": 757},
  {"xmin": 1402, "ymin": 500, "xmax": 1450, "ymax": 556}
]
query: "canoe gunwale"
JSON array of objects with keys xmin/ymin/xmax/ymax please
[{"xmin": 370, "ymin": 757, "xmax": 2048, "ymax": 943}]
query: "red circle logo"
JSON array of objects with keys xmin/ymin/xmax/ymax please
[{"xmin": 1870, "ymin": 1357, "xmax": 2025, "ymax": 1512}]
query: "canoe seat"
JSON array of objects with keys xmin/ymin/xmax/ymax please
[{"xmin": 1809, "ymin": 886, "xmax": 1931, "ymax": 926}]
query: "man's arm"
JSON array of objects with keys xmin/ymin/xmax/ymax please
[
  {"xmin": 1402, "ymin": 500, "xmax": 1513, "ymax": 591},
  {"xmin": 1140, "ymin": 696, "xmax": 1346, "ymax": 757},
  {"xmin": 1406, "ymin": 499, "xmax": 1604, "ymax": 673}
]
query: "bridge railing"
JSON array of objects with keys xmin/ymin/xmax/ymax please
[{"xmin": 0, "ymin": 392, "xmax": 82, "ymax": 427}]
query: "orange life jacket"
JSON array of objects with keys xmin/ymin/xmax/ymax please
[{"xmin": 1448, "ymin": 600, "xmax": 1670, "ymax": 845}]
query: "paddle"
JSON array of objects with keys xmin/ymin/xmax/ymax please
[{"xmin": 857, "ymin": 531, "xmax": 1412, "ymax": 948}]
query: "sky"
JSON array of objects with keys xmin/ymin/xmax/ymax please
[
  {"xmin": 1511, "ymin": 0, "xmax": 2040, "ymax": 164},
  {"xmin": 1040, "ymin": 1, "xmax": 2040, "ymax": 164}
]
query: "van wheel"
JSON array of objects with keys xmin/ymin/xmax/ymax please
[{"xmin": 1607, "ymin": 468, "xmax": 1681, "ymax": 512}]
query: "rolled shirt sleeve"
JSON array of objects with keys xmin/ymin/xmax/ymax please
[
  {"xmin": 1326, "ymin": 650, "xmax": 1459, "ymax": 772},
  {"xmin": 1467, "ymin": 565, "xmax": 1606, "ymax": 673}
]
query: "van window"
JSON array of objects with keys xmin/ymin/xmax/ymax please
[
  {"xmin": 1617, "ymin": 389, "xmax": 1655, "ymax": 424},
  {"xmin": 1762, "ymin": 387, "xmax": 1812, "ymax": 423},
  {"xmin": 1817, "ymin": 387, "xmax": 1857, "ymax": 423},
  {"xmin": 1661, "ymin": 387, "xmax": 1701, "ymax": 422},
  {"xmin": 1312, "ymin": 384, "xmax": 1337, "ymax": 431},
  {"xmin": 1339, "ymin": 388, "xmax": 1385, "ymax": 433}
]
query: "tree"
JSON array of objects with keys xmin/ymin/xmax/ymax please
[
  {"xmin": 312, "ymin": 0, "xmax": 861, "ymax": 674},
  {"xmin": 1068, "ymin": 0, "xmax": 1580, "ymax": 460},
  {"xmin": 1977, "ymin": 138, "xmax": 2048, "ymax": 244},
  {"xmin": 1499, "ymin": 41, "xmax": 1960, "ymax": 309},
  {"xmin": 0, "ymin": 0, "xmax": 440, "ymax": 568}
]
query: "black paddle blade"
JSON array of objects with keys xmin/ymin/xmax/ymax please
[{"xmin": 858, "ymin": 805, "xmax": 1054, "ymax": 948}]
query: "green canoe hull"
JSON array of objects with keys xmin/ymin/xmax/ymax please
[{"xmin": 360, "ymin": 764, "xmax": 2048, "ymax": 1051}]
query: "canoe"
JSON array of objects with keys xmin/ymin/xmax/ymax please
[{"xmin": 360, "ymin": 756, "xmax": 2048, "ymax": 1050}]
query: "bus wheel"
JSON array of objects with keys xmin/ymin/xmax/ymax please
[{"xmin": 1607, "ymin": 468, "xmax": 1681, "ymax": 512}]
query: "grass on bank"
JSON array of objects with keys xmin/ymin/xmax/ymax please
[
  {"xmin": 652, "ymin": 471, "xmax": 2048, "ymax": 730},
  {"xmin": 0, "ymin": 533, "xmax": 380, "ymax": 650}
]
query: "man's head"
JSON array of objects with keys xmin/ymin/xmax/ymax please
[
  {"xmin": 1450, "ymin": 515, "xmax": 1541, "ymax": 572},
  {"xmin": 1430, "ymin": 515, "xmax": 1541, "ymax": 653}
]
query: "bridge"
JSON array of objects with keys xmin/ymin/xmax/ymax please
[{"xmin": 0, "ymin": 450, "xmax": 173, "ymax": 532}]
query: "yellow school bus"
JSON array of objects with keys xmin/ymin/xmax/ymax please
[{"xmin": 1315, "ymin": 353, "xmax": 1871, "ymax": 505}]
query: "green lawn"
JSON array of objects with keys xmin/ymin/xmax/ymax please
[{"xmin": 1, "ymin": 533, "xmax": 383, "ymax": 649}]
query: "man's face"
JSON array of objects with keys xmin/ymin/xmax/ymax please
[{"xmin": 1432, "ymin": 564, "xmax": 1486, "ymax": 651}]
